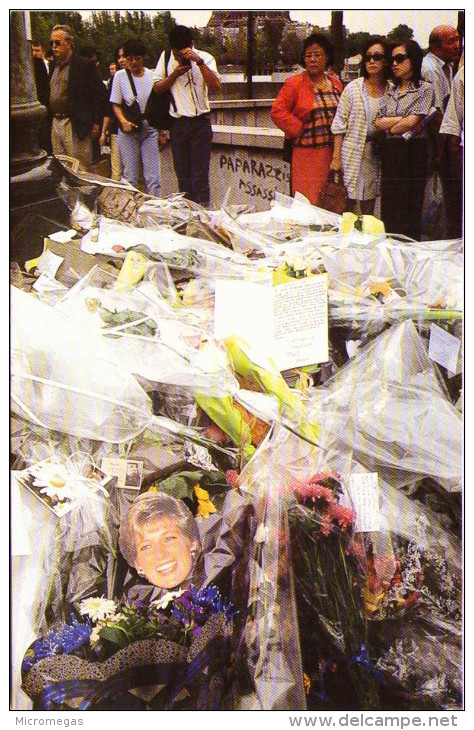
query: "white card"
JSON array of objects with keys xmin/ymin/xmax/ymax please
[
  {"xmin": 214, "ymin": 275, "xmax": 329, "ymax": 371},
  {"xmin": 349, "ymin": 472, "xmax": 380, "ymax": 533},
  {"xmin": 35, "ymin": 248, "xmax": 64, "ymax": 277},
  {"xmin": 428, "ymin": 323, "xmax": 461, "ymax": 374}
]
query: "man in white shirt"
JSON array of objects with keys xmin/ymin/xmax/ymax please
[
  {"xmin": 152, "ymin": 25, "xmax": 220, "ymax": 206},
  {"xmin": 422, "ymin": 25, "xmax": 460, "ymax": 112}
]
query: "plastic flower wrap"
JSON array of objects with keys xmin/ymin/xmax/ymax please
[
  {"xmin": 53, "ymin": 278, "xmax": 238, "ymax": 397},
  {"xmin": 21, "ymin": 585, "xmax": 235, "ymax": 710},
  {"xmin": 11, "ymin": 286, "xmax": 240, "ymax": 462},
  {"xmin": 237, "ymin": 416, "xmax": 461, "ymax": 710},
  {"xmin": 308, "ymin": 320, "xmax": 462, "ymax": 493},
  {"xmin": 234, "ymin": 424, "xmax": 387, "ymax": 710}
]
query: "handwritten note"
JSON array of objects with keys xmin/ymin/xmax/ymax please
[
  {"xmin": 428, "ymin": 323, "xmax": 461, "ymax": 374},
  {"xmin": 349, "ymin": 472, "xmax": 380, "ymax": 533},
  {"xmin": 214, "ymin": 274, "xmax": 329, "ymax": 370},
  {"xmin": 272, "ymin": 274, "xmax": 329, "ymax": 370}
]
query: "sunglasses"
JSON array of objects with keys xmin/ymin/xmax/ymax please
[
  {"xmin": 392, "ymin": 53, "xmax": 409, "ymax": 64},
  {"xmin": 364, "ymin": 53, "xmax": 385, "ymax": 62}
]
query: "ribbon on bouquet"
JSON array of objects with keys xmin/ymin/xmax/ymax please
[{"xmin": 313, "ymin": 644, "xmax": 387, "ymax": 702}]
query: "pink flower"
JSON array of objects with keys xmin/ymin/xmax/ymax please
[
  {"xmin": 327, "ymin": 502, "xmax": 355, "ymax": 531},
  {"xmin": 309, "ymin": 471, "xmax": 339, "ymax": 484},
  {"xmin": 294, "ymin": 482, "xmax": 334, "ymax": 503}
]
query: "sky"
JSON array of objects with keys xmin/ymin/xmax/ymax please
[{"xmin": 60, "ymin": 6, "xmax": 463, "ymax": 49}]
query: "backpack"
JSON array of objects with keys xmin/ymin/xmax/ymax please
[{"xmin": 144, "ymin": 49, "xmax": 177, "ymax": 130}]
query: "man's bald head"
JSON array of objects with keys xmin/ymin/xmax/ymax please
[{"xmin": 429, "ymin": 25, "xmax": 460, "ymax": 63}]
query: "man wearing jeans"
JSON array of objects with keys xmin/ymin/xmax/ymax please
[{"xmin": 152, "ymin": 25, "xmax": 220, "ymax": 206}]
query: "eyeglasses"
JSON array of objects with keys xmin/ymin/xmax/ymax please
[
  {"xmin": 126, "ymin": 55, "xmax": 143, "ymax": 61},
  {"xmin": 51, "ymin": 39, "xmax": 65, "ymax": 46},
  {"xmin": 304, "ymin": 52, "xmax": 325, "ymax": 60},
  {"xmin": 392, "ymin": 54, "xmax": 409, "ymax": 65},
  {"xmin": 364, "ymin": 53, "xmax": 385, "ymax": 62}
]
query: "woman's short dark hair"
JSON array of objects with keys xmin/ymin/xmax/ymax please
[
  {"xmin": 359, "ymin": 35, "xmax": 392, "ymax": 79},
  {"xmin": 169, "ymin": 25, "xmax": 194, "ymax": 50},
  {"xmin": 119, "ymin": 491, "xmax": 201, "ymax": 568},
  {"xmin": 301, "ymin": 32, "xmax": 334, "ymax": 69},
  {"xmin": 391, "ymin": 39, "xmax": 424, "ymax": 87},
  {"xmin": 123, "ymin": 37, "xmax": 147, "ymax": 59}
]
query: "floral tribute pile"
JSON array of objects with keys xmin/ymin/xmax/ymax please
[{"xmin": 22, "ymin": 586, "xmax": 235, "ymax": 711}]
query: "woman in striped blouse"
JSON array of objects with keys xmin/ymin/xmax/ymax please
[
  {"xmin": 271, "ymin": 32, "xmax": 343, "ymax": 206},
  {"xmin": 330, "ymin": 36, "xmax": 392, "ymax": 215}
]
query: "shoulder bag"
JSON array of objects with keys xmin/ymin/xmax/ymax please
[
  {"xmin": 120, "ymin": 69, "xmax": 142, "ymax": 130},
  {"xmin": 145, "ymin": 49, "xmax": 177, "ymax": 130}
]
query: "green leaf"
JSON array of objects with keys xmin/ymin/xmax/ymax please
[{"xmin": 100, "ymin": 625, "xmax": 130, "ymax": 647}]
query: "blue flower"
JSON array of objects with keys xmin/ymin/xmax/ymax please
[{"xmin": 23, "ymin": 615, "xmax": 92, "ymax": 672}]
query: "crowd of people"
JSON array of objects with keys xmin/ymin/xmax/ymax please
[
  {"xmin": 271, "ymin": 25, "xmax": 463, "ymax": 239},
  {"xmin": 32, "ymin": 23, "xmax": 220, "ymax": 208},
  {"xmin": 32, "ymin": 21, "xmax": 463, "ymax": 239}
]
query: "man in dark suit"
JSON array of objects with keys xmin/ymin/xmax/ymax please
[{"xmin": 49, "ymin": 24, "xmax": 107, "ymax": 169}]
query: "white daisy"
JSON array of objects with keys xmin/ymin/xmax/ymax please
[{"xmin": 79, "ymin": 596, "xmax": 117, "ymax": 622}]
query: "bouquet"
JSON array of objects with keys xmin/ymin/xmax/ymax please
[
  {"xmin": 288, "ymin": 472, "xmax": 383, "ymax": 710},
  {"xmin": 22, "ymin": 585, "xmax": 235, "ymax": 711}
]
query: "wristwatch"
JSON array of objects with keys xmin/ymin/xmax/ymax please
[{"xmin": 196, "ymin": 58, "xmax": 204, "ymax": 66}]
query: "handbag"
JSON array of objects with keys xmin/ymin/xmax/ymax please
[
  {"xmin": 121, "ymin": 70, "xmax": 142, "ymax": 130},
  {"xmin": 319, "ymin": 170, "xmax": 348, "ymax": 215},
  {"xmin": 145, "ymin": 49, "xmax": 177, "ymax": 130}
]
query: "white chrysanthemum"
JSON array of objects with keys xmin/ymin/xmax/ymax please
[
  {"xmin": 150, "ymin": 589, "xmax": 184, "ymax": 611},
  {"xmin": 80, "ymin": 596, "xmax": 117, "ymax": 622}
]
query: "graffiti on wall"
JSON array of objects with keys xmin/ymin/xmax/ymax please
[{"xmin": 218, "ymin": 153, "xmax": 290, "ymax": 203}]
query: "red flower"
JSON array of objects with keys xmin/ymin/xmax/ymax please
[
  {"xmin": 225, "ymin": 469, "xmax": 240, "ymax": 488},
  {"xmin": 403, "ymin": 591, "xmax": 421, "ymax": 608}
]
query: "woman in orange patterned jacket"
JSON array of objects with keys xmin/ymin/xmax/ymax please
[{"xmin": 271, "ymin": 32, "xmax": 343, "ymax": 206}]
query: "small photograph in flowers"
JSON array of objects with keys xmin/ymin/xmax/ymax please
[
  {"xmin": 101, "ymin": 457, "xmax": 143, "ymax": 490},
  {"xmin": 17, "ymin": 459, "xmax": 78, "ymax": 518}
]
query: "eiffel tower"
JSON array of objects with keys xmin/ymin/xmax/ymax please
[{"xmin": 207, "ymin": 10, "xmax": 291, "ymax": 29}]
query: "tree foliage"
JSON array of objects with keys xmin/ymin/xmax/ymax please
[
  {"xmin": 29, "ymin": 10, "xmax": 174, "ymax": 76},
  {"xmin": 387, "ymin": 24, "xmax": 414, "ymax": 43},
  {"xmin": 27, "ymin": 10, "xmax": 419, "ymax": 78},
  {"xmin": 344, "ymin": 31, "xmax": 372, "ymax": 58}
]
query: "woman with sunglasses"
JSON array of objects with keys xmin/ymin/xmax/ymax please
[
  {"xmin": 374, "ymin": 40, "xmax": 434, "ymax": 240},
  {"xmin": 330, "ymin": 36, "xmax": 392, "ymax": 215},
  {"xmin": 110, "ymin": 38, "xmax": 161, "ymax": 196},
  {"xmin": 271, "ymin": 32, "xmax": 343, "ymax": 206}
]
